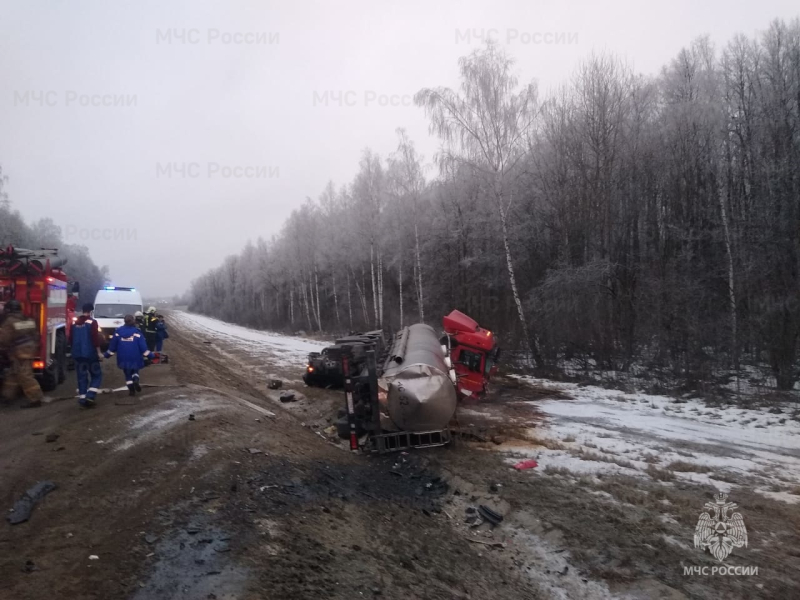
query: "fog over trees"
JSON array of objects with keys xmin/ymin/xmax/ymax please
[
  {"xmin": 190, "ymin": 19, "xmax": 800, "ymax": 389},
  {"xmin": 1, "ymin": 170, "xmax": 109, "ymax": 305}
]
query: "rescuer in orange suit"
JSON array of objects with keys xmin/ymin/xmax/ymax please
[{"xmin": 0, "ymin": 300, "xmax": 44, "ymax": 408}]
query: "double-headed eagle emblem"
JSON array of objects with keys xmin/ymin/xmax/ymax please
[{"xmin": 694, "ymin": 492, "xmax": 748, "ymax": 561}]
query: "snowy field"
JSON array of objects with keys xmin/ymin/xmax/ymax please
[
  {"xmin": 170, "ymin": 311, "xmax": 326, "ymax": 368},
  {"xmin": 502, "ymin": 376, "xmax": 800, "ymax": 504}
]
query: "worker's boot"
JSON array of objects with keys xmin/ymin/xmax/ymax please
[
  {"xmin": 133, "ymin": 375, "xmax": 142, "ymax": 393},
  {"xmin": 78, "ymin": 397, "xmax": 96, "ymax": 409},
  {"xmin": 127, "ymin": 384, "xmax": 136, "ymax": 397}
]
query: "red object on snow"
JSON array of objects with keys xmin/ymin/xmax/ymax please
[{"xmin": 513, "ymin": 459, "xmax": 539, "ymax": 471}]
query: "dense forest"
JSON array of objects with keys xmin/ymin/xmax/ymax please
[
  {"xmin": 0, "ymin": 165, "xmax": 108, "ymax": 304},
  {"xmin": 190, "ymin": 19, "xmax": 800, "ymax": 389}
]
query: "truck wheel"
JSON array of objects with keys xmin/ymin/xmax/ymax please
[
  {"xmin": 336, "ymin": 417, "xmax": 351, "ymax": 440},
  {"xmin": 336, "ymin": 417, "xmax": 366, "ymax": 440},
  {"xmin": 55, "ymin": 330, "xmax": 67, "ymax": 384}
]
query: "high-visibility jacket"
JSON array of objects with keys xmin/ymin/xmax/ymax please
[{"xmin": 144, "ymin": 314, "xmax": 158, "ymax": 334}]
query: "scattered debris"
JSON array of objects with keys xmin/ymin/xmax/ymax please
[
  {"xmin": 88, "ymin": 555, "xmax": 99, "ymax": 561},
  {"xmin": 478, "ymin": 505, "xmax": 503, "ymax": 526},
  {"xmin": 246, "ymin": 448, "xmax": 264, "ymax": 455},
  {"xmin": 464, "ymin": 537, "xmax": 506, "ymax": 549},
  {"xmin": 268, "ymin": 379, "xmax": 283, "ymax": 390},
  {"xmin": 513, "ymin": 459, "xmax": 539, "ymax": 471},
  {"xmin": 45, "ymin": 433, "xmax": 59, "ymax": 443},
  {"xmin": 279, "ymin": 391, "xmax": 296, "ymax": 403},
  {"xmin": 491, "ymin": 435, "xmax": 505, "ymax": 445},
  {"xmin": 22, "ymin": 560, "xmax": 37, "ymax": 573},
  {"xmin": 188, "ymin": 414, "xmax": 196, "ymax": 421},
  {"xmin": 6, "ymin": 481, "xmax": 57, "ymax": 525},
  {"xmin": 144, "ymin": 534, "xmax": 158, "ymax": 544},
  {"xmin": 455, "ymin": 430, "xmax": 488, "ymax": 443}
]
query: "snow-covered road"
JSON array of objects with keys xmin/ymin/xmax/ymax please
[{"xmin": 170, "ymin": 311, "xmax": 326, "ymax": 369}]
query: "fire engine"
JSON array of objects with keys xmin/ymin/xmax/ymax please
[{"xmin": 0, "ymin": 246, "xmax": 78, "ymax": 391}]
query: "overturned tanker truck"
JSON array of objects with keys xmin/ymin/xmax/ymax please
[{"xmin": 303, "ymin": 310, "xmax": 500, "ymax": 453}]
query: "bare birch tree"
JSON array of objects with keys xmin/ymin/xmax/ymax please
[{"xmin": 415, "ymin": 41, "xmax": 541, "ymax": 363}]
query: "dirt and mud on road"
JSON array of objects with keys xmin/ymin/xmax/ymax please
[{"xmin": 2, "ymin": 311, "xmax": 799, "ymax": 599}]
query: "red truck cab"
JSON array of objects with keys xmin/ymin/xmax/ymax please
[{"xmin": 442, "ymin": 310, "xmax": 499, "ymax": 399}]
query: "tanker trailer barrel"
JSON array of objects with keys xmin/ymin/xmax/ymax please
[{"xmin": 382, "ymin": 323, "xmax": 457, "ymax": 432}]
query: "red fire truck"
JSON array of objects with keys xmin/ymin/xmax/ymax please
[{"xmin": 0, "ymin": 246, "xmax": 78, "ymax": 391}]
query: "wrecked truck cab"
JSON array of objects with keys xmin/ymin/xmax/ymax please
[{"xmin": 442, "ymin": 309, "xmax": 499, "ymax": 399}]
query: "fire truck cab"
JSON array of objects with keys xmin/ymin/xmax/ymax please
[
  {"xmin": 0, "ymin": 246, "xmax": 78, "ymax": 391},
  {"xmin": 442, "ymin": 309, "xmax": 500, "ymax": 399}
]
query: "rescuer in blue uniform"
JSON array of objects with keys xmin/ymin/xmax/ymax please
[
  {"xmin": 155, "ymin": 314, "xmax": 168, "ymax": 354},
  {"xmin": 104, "ymin": 314, "xmax": 151, "ymax": 396},
  {"xmin": 70, "ymin": 302, "xmax": 103, "ymax": 407}
]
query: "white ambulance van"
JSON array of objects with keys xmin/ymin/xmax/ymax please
[{"xmin": 92, "ymin": 286, "xmax": 143, "ymax": 347}]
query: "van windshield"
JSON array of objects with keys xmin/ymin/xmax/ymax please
[{"xmin": 94, "ymin": 304, "xmax": 141, "ymax": 318}]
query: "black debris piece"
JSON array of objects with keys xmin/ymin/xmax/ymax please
[
  {"xmin": 279, "ymin": 391, "xmax": 296, "ymax": 403},
  {"xmin": 268, "ymin": 379, "xmax": 283, "ymax": 390},
  {"xmin": 478, "ymin": 505, "xmax": 504, "ymax": 526},
  {"xmin": 7, "ymin": 481, "xmax": 57, "ymax": 525}
]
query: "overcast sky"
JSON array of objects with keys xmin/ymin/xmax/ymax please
[{"xmin": 1, "ymin": 0, "xmax": 796, "ymax": 297}]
